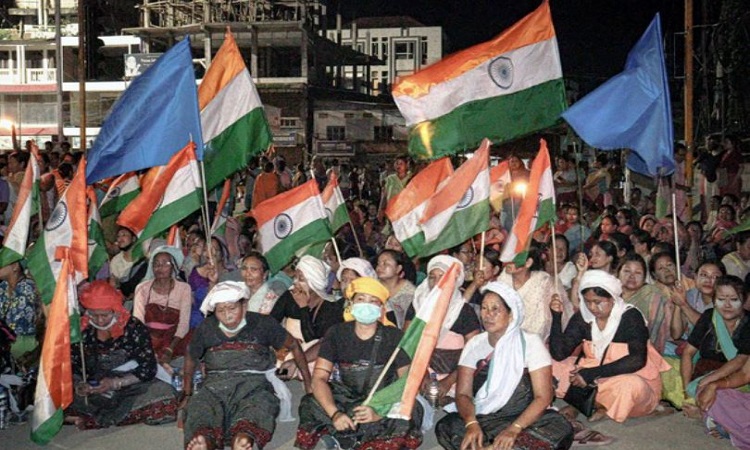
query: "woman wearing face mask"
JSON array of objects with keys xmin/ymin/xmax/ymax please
[
  {"xmin": 405, "ymin": 256, "xmax": 481, "ymax": 409},
  {"xmin": 679, "ymin": 276, "xmax": 750, "ymax": 418},
  {"xmin": 133, "ymin": 246, "xmax": 192, "ymax": 366},
  {"xmin": 435, "ymin": 282, "xmax": 574, "ymax": 450},
  {"xmin": 182, "ymin": 282, "xmax": 311, "ymax": 450},
  {"xmin": 65, "ymin": 281, "xmax": 177, "ymax": 429},
  {"xmin": 296, "ymin": 277, "xmax": 422, "ymax": 450},
  {"xmin": 550, "ymin": 271, "xmax": 671, "ymax": 423}
]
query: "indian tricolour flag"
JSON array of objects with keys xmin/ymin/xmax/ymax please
[
  {"xmin": 322, "ymin": 173, "xmax": 350, "ymax": 233},
  {"xmin": 0, "ymin": 149, "xmax": 40, "ymax": 265},
  {"xmin": 27, "ymin": 160, "xmax": 89, "ymax": 305},
  {"xmin": 98, "ymin": 172, "xmax": 140, "ymax": 218},
  {"xmin": 30, "ymin": 248, "xmax": 77, "ymax": 445},
  {"xmin": 365, "ymin": 262, "xmax": 459, "ymax": 419},
  {"xmin": 501, "ymin": 139, "xmax": 556, "ymax": 266},
  {"xmin": 117, "ymin": 142, "xmax": 202, "ymax": 243},
  {"xmin": 490, "ymin": 160, "xmax": 511, "ymax": 212},
  {"xmin": 251, "ymin": 180, "xmax": 332, "ymax": 273},
  {"xmin": 385, "ymin": 157, "xmax": 453, "ymax": 257},
  {"xmin": 87, "ymin": 187, "xmax": 108, "ymax": 280},
  {"xmin": 393, "ymin": 0, "xmax": 566, "ymax": 158},
  {"xmin": 210, "ymin": 179, "xmax": 232, "ymax": 236},
  {"xmin": 419, "ymin": 140, "xmax": 491, "ymax": 257},
  {"xmin": 200, "ymin": 30, "xmax": 273, "ymax": 191}
]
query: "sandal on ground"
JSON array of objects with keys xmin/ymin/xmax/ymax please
[
  {"xmin": 588, "ymin": 408, "xmax": 608, "ymax": 423},
  {"xmin": 572, "ymin": 430, "xmax": 615, "ymax": 447}
]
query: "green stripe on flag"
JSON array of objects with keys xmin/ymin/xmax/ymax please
[
  {"xmin": 400, "ymin": 232, "xmax": 425, "ymax": 259},
  {"xmin": 100, "ymin": 190, "xmax": 139, "ymax": 217},
  {"xmin": 407, "ymin": 79, "xmax": 566, "ymax": 159},
  {"xmin": 30, "ymin": 407, "xmax": 64, "ymax": 445},
  {"xmin": 139, "ymin": 190, "xmax": 202, "ymax": 242},
  {"xmin": 331, "ymin": 204, "xmax": 350, "ymax": 233},
  {"xmin": 27, "ymin": 236, "xmax": 56, "ymax": 305},
  {"xmin": 204, "ymin": 108, "xmax": 272, "ymax": 191},
  {"xmin": 419, "ymin": 200, "xmax": 490, "ymax": 257},
  {"xmin": 0, "ymin": 247, "xmax": 24, "ymax": 267},
  {"xmin": 266, "ymin": 219, "xmax": 332, "ymax": 273}
]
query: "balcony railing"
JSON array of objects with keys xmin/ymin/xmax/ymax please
[{"xmin": 0, "ymin": 68, "xmax": 56, "ymax": 84}]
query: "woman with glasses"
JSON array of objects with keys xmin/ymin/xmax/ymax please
[
  {"xmin": 296, "ymin": 277, "xmax": 422, "ymax": 450},
  {"xmin": 133, "ymin": 246, "xmax": 193, "ymax": 365},
  {"xmin": 183, "ymin": 281, "xmax": 311, "ymax": 450},
  {"xmin": 66, "ymin": 281, "xmax": 177, "ymax": 429},
  {"xmin": 550, "ymin": 271, "xmax": 670, "ymax": 422}
]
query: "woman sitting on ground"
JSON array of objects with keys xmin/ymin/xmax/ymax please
[
  {"xmin": 240, "ymin": 252, "xmax": 286, "ymax": 315},
  {"xmin": 188, "ymin": 236, "xmax": 238, "ymax": 329},
  {"xmin": 550, "ymin": 270, "xmax": 671, "ymax": 423},
  {"xmin": 182, "ymin": 281, "xmax": 311, "ymax": 450},
  {"xmin": 0, "ymin": 261, "xmax": 41, "ymax": 359},
  {"xmin": 405, "ymin": 255, "xmax": 481, "ymax": 408},
  {"xmin": 376, "ymin": 250, "xmax": 416, "ymax": 329},
  {"xmin": 435, "ymin": 282, "xmax": 574, "ymax": 450},
  {"xmin": 133, "ymin": 246, "xmax": 192, "ymax": 366},
  {"xmin": 66, "ymin": 281, "xmax": 177, "ymax": 429},
  {"xmin": 679, "ymin": 276, "xmax": 750, "ymax": 418},
  {"xmin": 295, "ymin": 277, "xmax": 422, "ymax": 450},
  {"xmin": 337, "ymin": 257, "xmax": 377, "ymax": 321}
]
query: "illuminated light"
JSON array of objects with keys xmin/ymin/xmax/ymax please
[
  {"xmin": 514, "ymin": 181, "xmax": 528, "ymax": 198},
  {"xmin": 0, "ymin": 119, "xmax": 15, "ymax": 130}
]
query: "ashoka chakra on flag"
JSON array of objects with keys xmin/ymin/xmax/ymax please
[
  {"xmin": 274, "ymin": 213, "xmax": 294, "ymax": 239},
  {"xmin": 489, "ymin": 56, "xmax": 514, "ymax": 89}
]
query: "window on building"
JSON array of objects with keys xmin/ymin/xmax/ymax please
[
  {"xmin": 371, "ymin": 41, "xmax": 379, "ymax": 56},
  {"xmin": 344, "ymin": 113, "xmax": 355, "ymax": 119},
  {"xmin": 319, "ymin": 112, "xmax": 329, "ymax": 118},
  {"xmin": 327, "ymin": 126, "xmax": 346, "ymax": 140},
  {"xmin": 421, "ymin": 37, "xmax": 429, "ymax": 65},
  {"xmin": 381, "ymin": 42, "xmax": 388, "ymax": 60},
  {"xmin": 395, "ymin": 42, "xmax": 415, "ymax": 60},
  {"xmin": 280, "ymin": 117, "xmax": 299, "ymax": 128},
  {"xmin": 374, "ymin": 125, "xmax": 393, "ymax": 142}
]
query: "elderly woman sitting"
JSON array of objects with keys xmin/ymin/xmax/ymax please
[
  {"xmin": 436, "ymin": 282, "xmax": 573, "ymax": 450},
  {"xmin": 296, "ymin": 277, "xmax": 422, "ymax": 450},
  {"xmin": 550, "ymin": 271, "xmax": 671, "ymax": 423},
  {"xmin": 66, "ymin": 281, "xmax": 177, "ymax": 429},
  {"xmin": 182, "ymin": 281, "xmax": 311, "ymax": 450}
]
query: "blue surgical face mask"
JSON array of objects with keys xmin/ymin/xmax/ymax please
[{"xmin": 351, "ymin": 303, "xmax": 381, "ymax": 325}]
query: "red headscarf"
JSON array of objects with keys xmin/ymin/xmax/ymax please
[{"xmin": 79, "ymin": 280, "xmax": 130, "ymax": 339}]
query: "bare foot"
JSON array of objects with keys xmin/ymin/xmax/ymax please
[
  {"xmin": 63, "ymin": 416, "xmax": 86, "ymax": 429},
  {"xmin": 187, "ymin": 435, "xmax": 210, "ymax": 450},
  {"xmin": 588, "ymin": 407, "xmax": 608, "ymax": 423},
  {"xmin": 232, "ymin": 432, "xmax": 254, "ymax": 450},
  {"xmin": 559, "ymin": 405, "xmax": 580, "ymax": 422},
  {"xmin": 682, "ymin": 404, "xmax": 702, "ymax": 419}
]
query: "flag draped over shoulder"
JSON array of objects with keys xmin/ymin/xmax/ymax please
[
  {"xmin": 562, "ymin": 14, "xmax": 674, "ymax": 177},
  {"xmin": 27, "ymin": 160, "xmax": 89, "ymax": 305},
  {"xmin": 86, "ymin": 38, "xmax": 203, "ymax": 184},
  {"xmin": 386, "ymin": 158, "xmax": 453, "ymax": 258},
  {"xmin": 98, "ymin": 172, "xmax": 140, "ymax": 218},
  {"xmin": 321, "ymin": 173, "xmax": 350, "ymax": 233},
  {"xmin": 366, "ymin": 263, "xmax": 459, "ymax": 418},
  {"xmin": 419, "ymin": 140, "xmax": 491, "ymax": 257},
  {"xmin": 251, "ymin": 180, "xmax": 331, "ymax": 273},
  {"xmin": 489, "ymin": 160, "xmax": 511, "ymax": 212},
  {"xmin": 0, "ymin": 150, "xmax": 40, "ymax": 265},
  {"xmin": 30, "ymin": 247, "xmax": 77, "ymax": 444},
  {"xmin": 501, "ymin": 139, "xmax": 556, "ymax": 266},
  {"xmin": 117, "ymin": 143, "xmax": 202, "ymax": 242},
  {"xmin": 393, "ymin": 0, "xmax": 565, "ymax": 159},
  {"xmin": 199, "ymin": 31, "xmax": 273, "ymax": 191}
]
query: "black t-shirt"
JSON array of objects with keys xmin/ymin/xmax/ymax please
[
  {"xmin": 269, "ymin": 291, "xmax": 344, "ymax": 342},
  {"xmin": 688, "ymin": 310, "xmax": 750, "ymax": 361},
  {"xmin": 319, "ymin": 322, "xmax": 410, "ymax": 369},
  {"xmin": 404, "ymin": 302, "xmax": 480, "ymax": 336},
  {"xmin": 188, "ymin": 312, "xmax": 288, "ymax": 361}
]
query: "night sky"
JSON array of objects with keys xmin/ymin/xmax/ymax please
[{"xmin": 330, "ymin": 0, "xmax": 684, "ymax": 84}]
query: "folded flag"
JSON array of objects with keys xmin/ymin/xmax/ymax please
[
  {"xmin": 200, "ymin": 30, "xmax": 273, "ymax": 191},
  {"xmin": 0, "ymin": 148, "xmax": 40, "ymax": 266},
  {"xmin": 210, "ymin": 179, "xmax": 232, "ymax": 236},
  {"xmin": 561, "ymin": 14, "xmax": 674, "ymax": 177},
  {"xmin": 419, "ymin": 139, "xmax": 491, "ymax": 257},
  {"xmin": 500, "ymin": 139, "xmax": 556, "ymax": 265},
  {"xmin": 87, "ymin": 187, "xmax": 108, "ymax": 280},
  {"xmin": 393, "ymin": 0, "xmax": 565, "ymax": 158},
  {"xmin": 86, "ymin": 38, "xmax": 203, "ymax": 183},
  {"xmin": 98, "ymin": 172, "xmax": 141, "ymax": 218},
  {"xmin": 250, "ymin": 180, "xmax": 332, "ymax": 273},
  {"xmin": 321, "ymin": 172, "xmax": 350, "ymax": 233},
  {"xmin": 366, "ymin": 262, "xmax": 459, "ymax": 418},
  {"xmin": 386, "ymin": 157, "xmax": 453, "ymax": 258}
]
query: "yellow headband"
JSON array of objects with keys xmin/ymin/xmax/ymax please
[{"xmin": 345, "ymin": 277, "xmax": 389, "ymax": 304}]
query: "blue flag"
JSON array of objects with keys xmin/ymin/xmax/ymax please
[
  {"xmin": 86, "ymin": 38, "xmax": 203, "ymax": 184},
  {"xmin": 562, "ymin": 14, "xmax": 674, "ymax": 177}
]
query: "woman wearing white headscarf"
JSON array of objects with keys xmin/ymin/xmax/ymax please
[
  {"xmin": 270, "ymin": 256, "xmax": 344, "ymax": 379},
  {"xmin": 436, "ymin": 282, "xmax": 573, "ymax": 450},
  {"xmin": 550, "ymin": 270, "xmax": 671, "ymax": 423},
  {"xmin": 183, "ymin": 281, "xmax": 311, "ymax": 450},
  {"xmin": 404, "ymin": 255, "xmax": 480, "ymax": 407}
]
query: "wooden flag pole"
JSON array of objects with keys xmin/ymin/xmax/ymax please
[
  {"xmin": 479, "ymin": 231, "xmax": 486, "ymax": 271},
  {"xmin": 349, "ymin": 215, "xmax": 365, "ymax": 257},
  {"xmin": 79, "ymin": 341, "xmax": 89, "ymax": 405},
  {"xmin": 363, "ymin": 347, "xmax": 400, "ymax": 406},
  {"xmin": 329, "ymin": 236, "xmax": 342, "ymax": 268},
  {"xmin": 672, "ymin": 193, "xmax": 682, "ymax": 282},
  {"xmin": 198, "ymin": 160, "xmax": 215, "ymax": 267}
]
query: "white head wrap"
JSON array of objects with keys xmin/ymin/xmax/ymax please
[
  {"xmin": 413, "ymin": 255, "xmax": 466, "ymax": 332},
  {"xmin": 144, "ymin": 245, "xmax": 185, "ymax": 281},
  {"xmin": 578, "ymin": 270, "xmax": 636, "ymax": 360},
  {"xmin": 200, "ymin": 281, "xmax": 250, "ymax": 315},
  {"xmin": 296, "ymin": 255, "xmax": 334, "ymax": 301},
  {"xmin": 336, "ymin": 257, "xmax": 377, "ymax": 281}
]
